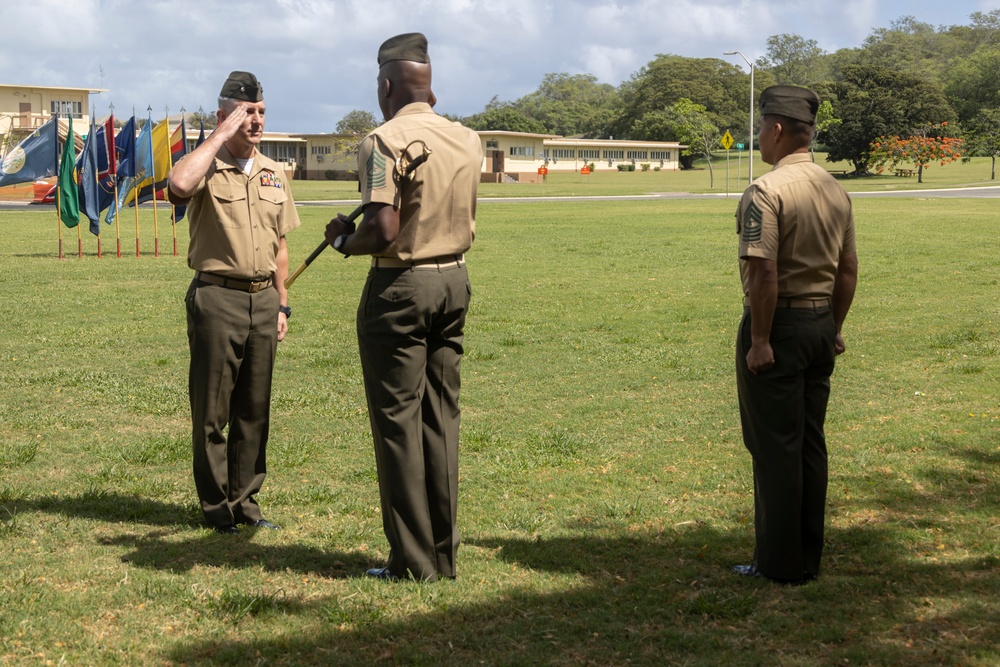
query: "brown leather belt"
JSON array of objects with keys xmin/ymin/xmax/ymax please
[
  {"xmin": 371, "ymin": 255, "xmax": 465, "ymax": 270},
  {"xmin": 195, "ymin": 271, "xmax": 273, "ymax": 293}
]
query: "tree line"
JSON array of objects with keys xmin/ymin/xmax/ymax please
[{"xmin": 359, "ymin": 11, "xmax": 998, "ymax": 177}]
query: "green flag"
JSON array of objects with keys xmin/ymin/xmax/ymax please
[{"xmin": 58, "ymin": 115, "xmax": 80, "ymax": 228}]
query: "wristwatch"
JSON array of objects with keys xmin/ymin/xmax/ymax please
[
  {"xmin": 278, "ymin": 305, "xmax": 292, "ymax": 319},
  {"xmin": 333, "ymin": 233, "xmax": 350, "ymax": 257}
]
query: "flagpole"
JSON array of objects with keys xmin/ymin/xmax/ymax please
[
  {"xmin": 172, "ymin": 107, "xmax": 185, "ymax": 257},
  {"xmin": 113, "ymin": 185, "xmax": 121, "ymax": 256},
  {"xmin": 56, "ymin": 184, "xmax": 64, "ymax": 260},
  {"xmin": 151, "ymin": 106, "xmax": 166, "ymax": 258},
  {"xmin": 54, "ymin": 114, "xmax": 63, "ymax": 260},
  {"xmin": 134, "ymin": 179, "xmax": 140, "ymax": 257},
  {"xmin": 91, "ymin": 108, "xmax": 102, "ymax": 259},
  {"xmin": 109, "ymin": 103, "xmax": 122, "ymax": 258}
]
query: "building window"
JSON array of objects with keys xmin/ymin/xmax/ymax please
[
  {"xmin": 552, "ymin": 149, "xmax": 575, "ymax": 158},
  {"xmin": 509, "ymin": 146, "xmax": 534, "ymax": 157},
  {"xmin": 311, "ymin": 145, "xmax": 332, "ymax": 155},
  {"xmin": 650, "ymin": 150, "xmax": 672, "ymax": 160},
  {"xmin": 486, "ymin": 139, "xmax": 499, "ymax": 149},
  {"xmin": 50, "ymin": 100, "xmax": 82, "ymax": 119},
  {"xmin": 626, "ymin": 150, "xmax": 648, "ymax": 160},
  {"xmin": 578, "ymin": 149, "xmax": 600, "ymax": 159},
  {"xmin": 603, "ymin": 150, "xmax": 624, "ymax": 160},
  {"xmin": 261, "ymin": 143, "xmax": 299, "ymax": 162}
]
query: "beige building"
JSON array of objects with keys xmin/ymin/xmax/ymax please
[
  {"xmin": 2, "ymin": 81, "xmax": 686, "ymax": 184},
  {"xmin": 0, "ymin": 84, "xmax": 105, "ymax": 152},
  {"xmin": 478, "ymin": 131, "xmax": 686, "ymax": 182},
  {"xmin": 288, "ymin": 132, "xmax": 360, "ymax": 180}
]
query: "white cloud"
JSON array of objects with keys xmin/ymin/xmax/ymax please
[{"xmin": 0, "ymin": 0, "xmax": 990, "ymax": 131}]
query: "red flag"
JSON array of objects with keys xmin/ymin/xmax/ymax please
[{"xmin": 104, "ymin": 115, "xmax": 116, "ymax": 177}]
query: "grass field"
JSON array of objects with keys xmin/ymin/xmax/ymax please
[
  {"xmin": 1, "ymin": 192, "xmax": 999, "ymax": 665},
  {"xmin": 4, "ymin": 153, "xmax": 998, "ymax": 207}
]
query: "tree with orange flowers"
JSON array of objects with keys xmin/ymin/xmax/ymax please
[{"xmin": 868, "ymin": 122, "xmax": 963, "ymax": 183}]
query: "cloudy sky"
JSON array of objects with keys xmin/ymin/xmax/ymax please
[{"xmin": 2, "ymin": 0, "xmax": 998, "ymax": 133}]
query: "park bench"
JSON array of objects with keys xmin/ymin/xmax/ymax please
[{"xmin": 894, "ymin": 168, "xmax": 915, "ymax": 177}]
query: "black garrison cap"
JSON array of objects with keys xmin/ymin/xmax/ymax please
[
  {"xmin": 759, "ymin": 85, "xmax": 820, "ymax": 124},
  {"xmin": 377, "ymin": 33, "xmax": 430, "ymax": 66},
  {"xmin": 219, "ymin": 71, "xmax": 263, "ymax": 102}
]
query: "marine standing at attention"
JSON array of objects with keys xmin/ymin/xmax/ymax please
[
  {"xmin": 324, "ymin": 33, "xmax": 483, "ymax": 581},
  {"xmin": 732, "ymin": 85, "xmax": 859, "ymax": 584},
  {"xmin": 168, "ymin": 71, "xmax": 300, "ymax": 534}
]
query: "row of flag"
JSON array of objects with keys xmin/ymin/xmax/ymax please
[{"xmin": 0, "ymin": 112, "xmax": 205, "ymax": 237}]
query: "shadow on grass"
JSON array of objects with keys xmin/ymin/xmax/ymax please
[
  {"xmin": 100, "ymin": 531, "xmax": 371, "ymax": 579},
  {"xmin": 13, "ymin": 489, "xmax": 201, "ymax": 527},
  {"xmin": 10, "ymin": 443, "xmax": 999, "ymax": 665},
  {"xmin": 7, "ymin": 490, "xmax": 373, "ymax": 579},
  {"xmin": 163, "ymin": 516, "xmax": 1000, "ymax": 666}
]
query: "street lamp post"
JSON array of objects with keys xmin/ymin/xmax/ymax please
[{"xmin": 724, "ymin": 51, "xmax": 754, "ymax": 184}]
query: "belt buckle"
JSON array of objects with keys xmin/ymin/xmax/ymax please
[{"xmin": 248, "ymin": 281, "xmax": 263, "ymax": 294}]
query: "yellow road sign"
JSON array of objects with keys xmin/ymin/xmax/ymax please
[{"xmin": 721, "ymin": 131, "xmax": 734, "ymax": 150}]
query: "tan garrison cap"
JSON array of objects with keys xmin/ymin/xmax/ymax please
[
  {"xmin": 759, "ymin": 85, "xmax": 820, "ymax": 124},
  {"xmin": 220, "ymin": 71, "xmax": 263, "ymax": 102},
  {"xmin": 378, "ymin": 33, "xmax": 430, "ymax": 66}
]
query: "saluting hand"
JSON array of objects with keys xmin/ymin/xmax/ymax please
[{"xmin": 212, "ymin": 105, "xmax": 249, "ymax": 142}]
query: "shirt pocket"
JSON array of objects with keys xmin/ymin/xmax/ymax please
[
  {"xmin": 257, "ymin": 184, "xmax": 287, "ymax": 230},
  {"xmin": 215, "ymin": 185, "xmax": 248, "ymax": 228}
]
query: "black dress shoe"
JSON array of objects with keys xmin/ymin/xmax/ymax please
[
  {"xmin": 249, "ymin": 519, "xmax": 280, "ymax": 530},
  {"xmin": 365, "ymin": 567, "xmax": 401, "ymax": 581},
  {"xmin": 732, "ymin": 564, "xmax": 815, "ymax": 585},
  {"xmin": 732, "ymin": 564, "xmax": 761, "ymax": 578},
  {"xmin": 214, "ymin": 524, "xmax": 239, "ymax": 535}
]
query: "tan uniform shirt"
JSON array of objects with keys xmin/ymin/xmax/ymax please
[
  {"xmin": 359, "ymin": 102, "xmax": 483, "ymax": 261},
  {"xmin": 184, "ymin": 145, "xmax": 301, "ymax": 280},
  {"xmin": 737, "ymin": 153, "xmax": 856, "ymax": 299}
]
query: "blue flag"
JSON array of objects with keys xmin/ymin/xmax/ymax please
[
  {"xmin": 0, "ymin": 116, "xmax": 59, "ymax": 187},
  {"xmin": 107, "ymin": 116, "xmax": 150, "ymax": 224},
  {"xmin": 115, "ymin": 116, "xmax": 137, "ymax": 178},
  {"xmin": 79, "ymin": 120, "xmax": 102, "ymax": 235}
]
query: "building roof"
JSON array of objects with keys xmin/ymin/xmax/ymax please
[
  {"xmin": 477, "ymin": 129, "xmax": 684, "ymax": 148},
  {"xmin": 477, "ymin": 130, "xmax": 559, "ymax": 140},
  {"xmin": 288, "ymin": 132, "xmax": 356, "ymax": 140},
  {"xmin": 0, "ymin": 84, "xmax": 107, "ymax": 94}
]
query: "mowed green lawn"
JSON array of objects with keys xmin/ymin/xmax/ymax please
[{"xmin": 0, "ymin": 195, "xmax": 998, "ymax": 666}]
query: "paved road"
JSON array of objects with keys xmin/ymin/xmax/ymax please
[
  {"xmin": 4, "ymin": 186, "xmax": 999, "ymax": 211},
  {"xmin": 293, "ymin": 185, "xmax": 1000, "ymax": 207}
]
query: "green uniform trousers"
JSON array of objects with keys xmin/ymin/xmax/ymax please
[
  {"xmin": 736, "ymin": 305, "xmax": 836, "ymax": 581},
  {"xmin": 186, "ymin": 278, "xmax": 277, "ymax": 528},
  {"xmin": 357, "ymin": 263, "xmax": 470, "ymax": 581}
]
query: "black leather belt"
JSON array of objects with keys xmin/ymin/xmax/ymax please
[{"xmin": 743, "ymin": 296, "xmax": 832, "ymax": 309}]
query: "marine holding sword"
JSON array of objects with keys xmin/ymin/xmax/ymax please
[{"xmin": 324, "ymin": 32, "xmax": 484, "ymax": 581}]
